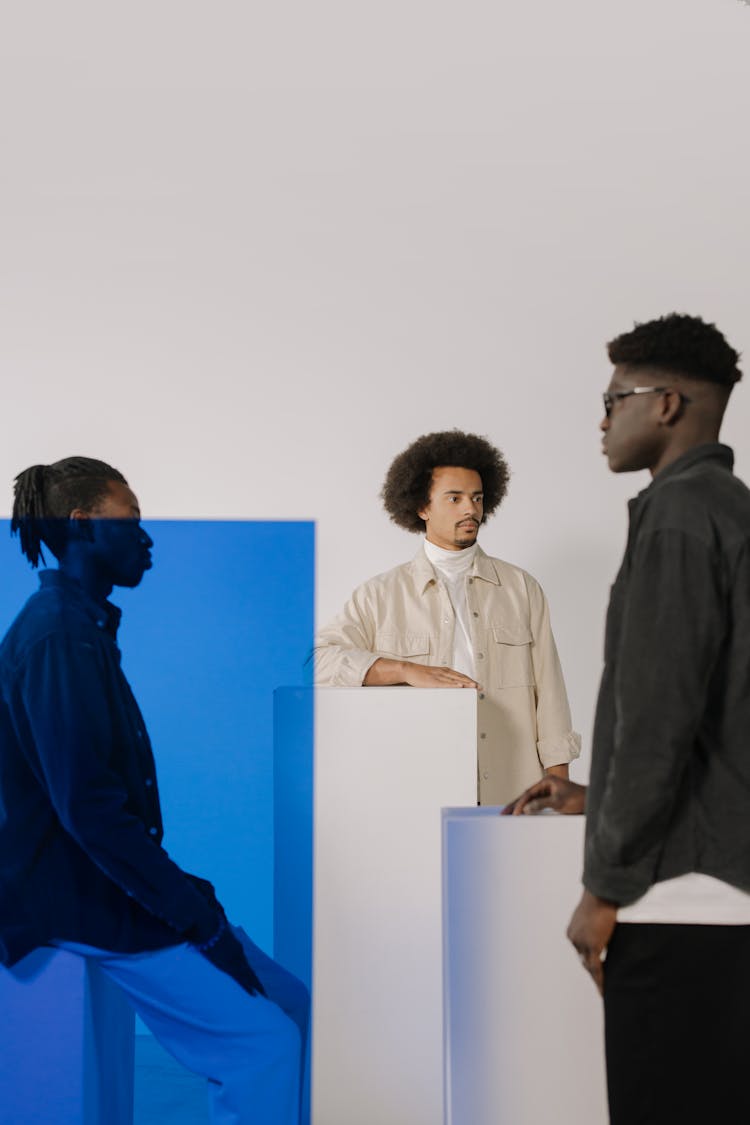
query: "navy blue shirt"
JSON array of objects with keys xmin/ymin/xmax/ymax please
[{"xmin": 0, "ymin": 569, "xmax": 219, "ymax": 966}]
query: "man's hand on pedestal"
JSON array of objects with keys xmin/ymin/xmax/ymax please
[
  {"xmin": 501, "ymin": 777, "xmax": 587, "ymax": 816},
  {"xmin": 364, "ymin": 657, "xmax": 479, "ymax": 689}
]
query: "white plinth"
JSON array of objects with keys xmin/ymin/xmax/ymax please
[
  {"xmin": 274, "ymin": 687, "xmax": 477, "ymax": 1125},
  {"xmin": 0, "ymin": 947, "xmax": 135, "ymax": 1125},
  {"xmin": 442, "ymin": 809, "xmax": 608, "ymax": 1125}
]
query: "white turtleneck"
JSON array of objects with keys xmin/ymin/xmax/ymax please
[{"xmin": 423, "ymin": 538, "xmax": 477, "ymax": 679}]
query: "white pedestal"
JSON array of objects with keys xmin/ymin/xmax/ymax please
[
  {"xmin": 442, "ymin": 809, "xmax": 608, "ymax": 1125},
  {"xmin": 274, "ymin": 687, "xmax": 477, "ymax": 1125},
  {"xmin": 0, "ymin": 947, "xmax": 135, "ymax": 1125}
]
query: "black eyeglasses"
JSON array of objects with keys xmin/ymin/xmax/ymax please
[{"xmin": 602, "ymin": 387, "xmax": 691, "ymax": 418}]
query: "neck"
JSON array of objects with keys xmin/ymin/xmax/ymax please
[
  {"xmin": 424, "ymin": 535, "xmax": 479, "ymax": 553},
  {"xmin": 424, "ymin": 539, "xmax": 478, "ymax": 562},
  {"xmin": 58, "ymin": 555, "xmax": 113, "ymax": 604},
  {"xmin": 650, "ymin": 430, "xmax": 721, "ymax": 477}
]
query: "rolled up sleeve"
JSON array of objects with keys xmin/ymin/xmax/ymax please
[
  {"xmin": 526, "ymin": 574, "xmax": 581, "ymax": 768},
  {"xmin": 313, "ymin": 588, "xmax": 382, "ymax": 686}
]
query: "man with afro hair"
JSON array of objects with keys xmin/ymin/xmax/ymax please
[{"xmin": 314, "ymin": 430, "xmax": 580, "ymax": 805}]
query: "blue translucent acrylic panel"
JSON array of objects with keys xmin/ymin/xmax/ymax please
[{"xmin": 0, "ymin": 520, "xmax": 315, "ymax": 953}]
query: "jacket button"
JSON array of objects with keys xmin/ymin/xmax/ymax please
[
  {"xmin": 478, "ymin": 692, "xmax": 485, "ymax": 700},
  {"xmin": 473, "ymin": 611, "xmax": 479, "ymax": 617},
  {"xmin": 148, "ymin": 827, "xmax": 158, "ymax": 836},
  {"xmin": 480, "ymin": 732, "xmax": 486, "ymax": 739},
  {"xmin": 477, "ymin": 652, "xmax": 484, "ymax": 660},
  {"xmin": 483, "ymin": 771, "xmax": 489, "ymax": 779},
  {"xmin": 145, "ymin": 778, "xmax": 153, "ymax": 788}
]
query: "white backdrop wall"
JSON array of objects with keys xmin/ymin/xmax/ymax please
[{"xmin": 1, "ymin": 0, "xmax": 749, "ymax": 775}]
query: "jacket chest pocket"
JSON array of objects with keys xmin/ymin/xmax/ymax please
[
  {"xmin": 374, "ymin": 632, "xmax": 431, "ymax": 661},
  {"xmin": 603, "ymin": 570, "xmax": 627, "ymax": 664},
  {"xmin": 490, "ymin": 624, "xmax": 534, "ymax": 687}
]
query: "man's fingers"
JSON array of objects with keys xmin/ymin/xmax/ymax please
[
  {"xmin": 508, "ymin": 780, "xmax": 554, "ymax": 816},
  {"xmin": 584, "ymin": 954, "xmax": 605, "ymax": 996},
  {"xmin": 575, "ymin": 946, "xmax": 606, "ymax": 996},
  {"xmin": 435, "ymin": 668, "xmax": 478, "ymax": 687},
  {"xmin": 522, "ymin": 795, "xmax": 554, "ymax": 814},
  {"xmin": 406, "ymin": 664, "xmax": 480, "ymax": 689}
]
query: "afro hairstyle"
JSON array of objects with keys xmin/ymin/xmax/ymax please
[{"xmin": 381, "ymin": 429, "xmax": 510, "ymax": 533}]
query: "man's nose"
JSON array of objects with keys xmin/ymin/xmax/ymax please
[
  {"xmin": 140, "ymin": 527, "xmax": 154, "ymax": 548},
  {"xmin": 600, "ymin": 414, "xmax": 610, "ymax": 432}
]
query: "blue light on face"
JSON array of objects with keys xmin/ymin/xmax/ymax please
[{"xmin": 0, "ymin": 519, "xmax": 315, "ymax": 952}]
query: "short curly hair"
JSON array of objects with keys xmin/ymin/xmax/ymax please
[
  {"xmin": 381, "ymin": 430, "xmax": 510, "ymax": 533},
  {"xmin": 607, "ymin": 313, "xmax": 742, "ymax": 387}
]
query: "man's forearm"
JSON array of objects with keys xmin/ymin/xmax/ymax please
[
  {"xmin": 364, "ymin": 658, "xmax": 479, "ymax": 688},
  {"xmin": 363, "ymin": 657, "xmax": 407, "ymax": 685}
]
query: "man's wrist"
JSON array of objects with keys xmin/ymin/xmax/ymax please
[{"xmin": 195, "ymin": 915, "xmax": 227, "ymax": 952}]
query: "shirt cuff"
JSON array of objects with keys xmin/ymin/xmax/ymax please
[
  {"xmin": 317, "ymin": 649, "xmax": 381, "ymax": 686},
  {"xmin": 536, "ymin": 730, "xmax": 582, "ymax": 768}
]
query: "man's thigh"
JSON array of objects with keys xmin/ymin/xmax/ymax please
[
  {"xmin": 604, "ymin": 924, "xmax": 750, "ymax": 1125},
  {"xmin": 231, "ymin": 926, "xmax": 309, "ymax": 1033},
  {"xmin": 54, "ymin": 939, "xmax": 300, "ymax": 1080}
]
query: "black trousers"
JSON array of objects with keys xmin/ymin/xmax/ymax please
[{"xmin": 604, "ymin": 923, "xmax": 750, "ymax": 1125}]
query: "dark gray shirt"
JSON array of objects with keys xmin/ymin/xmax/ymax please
[{"xmin": 584, "ymin": 443, "xmax": 750, "ymax": 905}]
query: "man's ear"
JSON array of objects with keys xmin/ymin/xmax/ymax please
[
  {"xmin": 659, "ymin": 389, "xmax": 686, "ymax": 426},
  {"xmin": 68, "ymin": 511, "xmax": 95, "ymax": 543}
]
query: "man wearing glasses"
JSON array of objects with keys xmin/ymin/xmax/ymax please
[{"xmin": 506, "ymin": 312, "xmax": 750, "ymax": 1124}]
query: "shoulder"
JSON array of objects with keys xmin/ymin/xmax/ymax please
[
  {"xmin": 351, "ymin": 557, "xmax": 422, "ymax": 599},
  {"xmin": 477, "ymin": 549, "xmax": 545, "ymax": 598},
  {"xmin": 0, "ymin": 584, "xmax": 93, "ymax": 673},
  {"xmin": 642, "ymin": 462, "xmax": 750, "ymax": 549}
]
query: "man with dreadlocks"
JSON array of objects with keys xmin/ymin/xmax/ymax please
[
  {"xmin": 0, "ymin": 457, "xmax": 307, "ymax": 1125},
  {"xmin": 314, "ymin": 430, "xmax": 580, "ymax": 804}
]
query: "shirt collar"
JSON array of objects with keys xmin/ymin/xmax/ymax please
[
  {"xmin": 423, "ymin": 538, "xmax": 478, "ymax": 573},
  {"xmin": 38, "ymin": 569, "xmax": 122, "ymax": 637},
  {"xmin": 410, "ymin": 542, "xmax": 501, "ymax": 593},
  {"xmin": 630, "ymin": 443, "xmax": 734, "ymax": 510}
]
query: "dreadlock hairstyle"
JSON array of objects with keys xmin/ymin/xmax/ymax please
[
  {"xmin": 381, "ymin": 430, "xmax": 510, "ymax": 533},
  {"xmin": 11, "ymin": 456, "xmax": 128, "ymax": 568},
  {"xmin": 607, "ymin": 313, "xmax": 743, "ymax": 388}
]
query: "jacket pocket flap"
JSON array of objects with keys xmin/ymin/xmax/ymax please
[
  {"xmin": 374, "ymin": 632, "xmax": 431, "ymax": 657},
  {"xmin": 491, "ymin": 624, "xmax": 532, "ymax": 646}
]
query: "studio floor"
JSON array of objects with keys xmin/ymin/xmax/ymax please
[{"xmin": 135, "ymin": 1035, "xmax": 208, "ymax": 1125}]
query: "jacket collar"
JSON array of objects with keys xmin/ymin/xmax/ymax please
[
  {"xmin": 631, "ymin": 443, "xmax": 734, "ymax": 511},
  {"xmin": 38, "ymin": 569, "xmax": 122, "ymax": 637},
  {"xmin": 409, "ymin": 542, "xmax": 502, "ymax": 594}
]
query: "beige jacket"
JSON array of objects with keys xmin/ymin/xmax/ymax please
[{"xmin": 314, "ymin": 545, "xmax": 580, "ymax": 805}]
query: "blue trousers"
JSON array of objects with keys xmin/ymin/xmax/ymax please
[{"xmin": 55, "ymin": 927, "xmax": 309, "ymax": 1125}]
